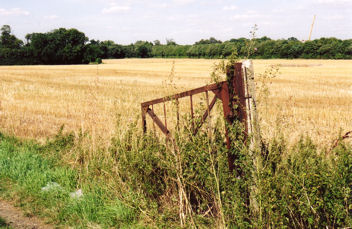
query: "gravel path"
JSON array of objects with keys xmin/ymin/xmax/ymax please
[{"xmin": 0, "ymin": 199, "xmax": 53, "ymax": 229}]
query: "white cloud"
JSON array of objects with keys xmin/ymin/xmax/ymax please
[
  {"xmin": 0, "ymin": 8, "xmax": 29, "ymax": 16},
  {"xmin": 223, "ymin": 5, "xmax": 238, "ymax": 11},
  {"xmin": 102, "ymin": 5, "xmax": 131, "ymax": 14}
]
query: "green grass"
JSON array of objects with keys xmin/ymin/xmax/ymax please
[
  {"xmin": 0, "ymin": 217, "xmax": 11, "ymax": 229},
  {"xmin": 0, "ymin": 217, "xmax": 8, "ymax": 228},
  {"xmin": 0, "ymin": 133, "xmax": 138, "ymax": 228}
]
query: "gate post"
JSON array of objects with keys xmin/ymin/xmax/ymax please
[
  {"xmin": 218, "ymin": 62, "xmax": 248, "ymax": 173},
  {"xmin": 243, "ymin": 59, "xmax": 261, "ymax": 151}
]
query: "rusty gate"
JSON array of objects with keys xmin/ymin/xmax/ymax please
[{"xmin": 141, "ymin": 61, "xmax": 257, "ymax": 171}]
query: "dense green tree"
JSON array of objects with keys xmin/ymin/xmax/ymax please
[
  {"xmin": 222, "ymin": 42, "xmax": 237, "ymax": 57},
  {"xmin": 153, "ymin": 40, "xmax": 161, "ymax": 46},
  {"xmin": 195, "ymin": 37, "xmax": 222, "ymax": 45},
  {"xmin": 166, "ymin": 38, "xmax": 177, "ymax": 46},
  {"xmin": 25, "ymin": 28, "xmax": 88, "ymax": 64},
  {"xmin": 83, "ymin": 40, "xmax": 104, "ymax": 63},
  {"xmin": 288, "ymin": 37, "xmax": 299, "ymax": 42},
  {"xmin": 134, "ymin": 41, "xmax": 153, "ymax": 58},
  {"xmin": 0, "ymin": 25, "xmax": 23, "ymax": 49}
]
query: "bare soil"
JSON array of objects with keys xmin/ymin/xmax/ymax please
[{"xmin": 0, "ymin": 199, "xmax": 53, "ymax": 229}]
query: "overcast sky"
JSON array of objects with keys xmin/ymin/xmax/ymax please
[{"xmin": 0, "ymin": 0, "xmax": 351, "ymax": 44}]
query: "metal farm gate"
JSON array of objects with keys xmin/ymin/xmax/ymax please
[{"xmin": 141, "ymin": 60, "xmax": 260, "ymax": 171}]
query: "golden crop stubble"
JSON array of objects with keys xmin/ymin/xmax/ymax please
[
  {"xmin": 254, "ymin": 59, "xmax": 352, "ymax": 146},
  {"xmin": 0, "ymin": 58, "xmax": 351, "ymax": 147}
]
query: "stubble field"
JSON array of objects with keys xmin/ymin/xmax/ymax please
[{"xmin": 0, "ymin": 58, "xmax": 351, "ymax": 147}]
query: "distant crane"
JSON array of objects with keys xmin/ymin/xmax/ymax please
[{"xmin": 308, "ymin": 15, "xmax": 316, "ymax": 41}]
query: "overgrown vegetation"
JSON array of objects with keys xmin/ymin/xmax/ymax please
[
  {"xmin": 1, "ymin": 24, "xmax": 351, "ymax": 65},
  {"xmin": 0, "ymin": 114, "xmax": 351, "ymax": 228}
]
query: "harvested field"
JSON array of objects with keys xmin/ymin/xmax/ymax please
[{"xmin": 0, "ymin": 59, "xmax": 351, "ymax": 146}]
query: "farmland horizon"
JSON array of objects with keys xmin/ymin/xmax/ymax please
[{"xmin": 1, "ymin": 24, "xmax": 351, "ymax": 66}]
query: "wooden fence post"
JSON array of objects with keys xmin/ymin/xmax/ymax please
[
  {"xmin": 242, "ymin": 60, "xmax": 261, "ymax": 151},
  {"xmin": 243, "ymin": 59, "xmax": 261, "ymax": 216}
]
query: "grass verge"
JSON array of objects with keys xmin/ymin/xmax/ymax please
[{"xmin": 0, "ymin": 132, "xmax": 138, "ymax": 228}]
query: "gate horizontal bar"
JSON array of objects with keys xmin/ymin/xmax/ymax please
[{"xmin": 141, "ymin": 82, "xmax": 225, "ymax": 107}]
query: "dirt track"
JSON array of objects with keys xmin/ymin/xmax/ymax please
[{"xmin": 0, "ymin": 199, "xmax": 53, "ymax": 229}]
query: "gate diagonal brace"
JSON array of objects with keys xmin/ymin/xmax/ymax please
[
  {"xmin": 146, "ymin": 108, "xmax": 171, "ymax": 138},
  {"xmin": 193, "ymin": 93, "xmax": 218, "ymax": 135}
]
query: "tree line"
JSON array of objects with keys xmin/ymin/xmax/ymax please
[{"xmin": 0, "ymin": 25, "xmax": 351, "ymax": 65}]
